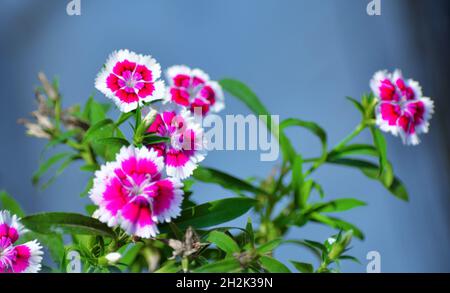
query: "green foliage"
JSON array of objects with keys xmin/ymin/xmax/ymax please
[
  {"xmin": 160, "ymin": 198, "xmax": 256, "ymax": 232},
  {"xmin": 9, "ymin": 74, "xmax": 412, "ymax": 273},
  {"xmin": 21, "ymin": 212, "xmax": 116, "ymax": 238}
]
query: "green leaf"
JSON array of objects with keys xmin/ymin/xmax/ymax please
[
  {"xmin": 346, "ymin": 97, "xmax": 365, "ymax": 114},
  {"xmin": 291, "ymin": 155, "xmax": 304, "ymax": 207},
  {"xmin": 97, "ymin": 137, "xmax": 130, "ymax": 148},
  {"xmin": 280, "ymin": 118, "xmax": 328, "ymax": 163},
  {"xmin": 256, "ymin": 238, "xmax": 282, "ymax": 255},
  {"xmin": 32, "ymin": 152, "xmax": 72, "ymax": 185},
  {"xmin": 193, "ymin": 258, "xmax": 242, "ymax": 273},
  {"xmin": 245, "ymin": 217, "xmax": 255, "ymax": 248},
  {"xmin": 310, "ymin": 213, "xmax": 364, "ymax": 240},
  {"xmin": 327, "ymin": 158, "xmax": 408, "ymax": 201},
  {"xmin": 193, "ymin": 166, "xmax": 270, "ymax": 196},
  {"xmin": 117, "ymin": 242, "xmax": 144, "ymax": 271},
  {"xmin": 219, "ymin": 79, "xmax": 284, "ymax": 150},
  {"xmin": 370, "ymin": 127, "xmax": 393, "ymax": 186},
  {"xmin": 259, "ymin": 256, "xmax": 291, "ymax": 273},
  {"xmin": 206, "ymin": 231, "xmax": 240, "ymax": 254},
  {"xmin": 82, "ymin": 96, "xmax": 108, "ymax": 124},
  {"xmin": 220, "ymin": 79, "xmax": 270, "ymax": 119},
  {"xmin": 116, "ymin": 111, "xmax": 135, "ymax": 127},
  {"xmin": 155, "ymin": 260, "xmax": 180, "ymax": 273},
  {"xmin": 308, "ymin": 198, "xmax": 366, "ymax": 213},
  {"xmin": 21, "ymin": 212, "xmax": 116, "ymax": 238},
  {"xmin": 41, "ymin": 154, "xmax": 80, "ymax": 190},
  {"xmin": 0, "ymin": 191, "xmax": 25, "ymax": 217},
  {"xmin": 142, "ymin": 135, "xmax": 170, "ymax": 145},
  {"xmin": 290, "ymin": 261, "xmax": 314, "ymax": 273},
  {"xmin": 160, "ymin": 197, "xmax": 256, "ymax": 232},
  {"xmin": 282, "ymin": 240, "xmax": 323, "ymax": 260},
  {"xmin": 44, "ymin": 129, "xmax": 80, "ymax": 150},
  {"xmin": 328, "ymin": 144, "xmax": 378, "ymax": 159},
  {"xmin": 82, "ymin": 119, "xmax": 114, "ymax": 143},
  {"xmin": 339, "ymin": 255, "xmax": 361, "ymax": 264}
]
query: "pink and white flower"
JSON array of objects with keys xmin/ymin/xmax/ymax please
[
  {"xmin": 90, "ymin": 146, "xmax": 184, "ymax": 238},
  {"xmin": 146, "ymin": 106, "xmax": 207, "ymax": 179},
  {"xmin": 370, "ymin": 70, "xmax": 434, "ymax": 145},
  {"xmin": 95, "ymin": 50, "xmax": 165, "ymax": 113},
  {"xmin": 165, "ymin": 65, "xmax": 224, "ymax": 115},
  {"xmin": 0, "ymin": 211, "xmax": 43, "ymax": 273}
]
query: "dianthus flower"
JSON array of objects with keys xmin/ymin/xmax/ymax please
[
  {"xmin": 95, "ymin": 49, "xmax": 165, "ymax": 113},
  {"xmin": 165, "ymin": 65, "xmax": 224, "ymax": 115},
  {"xmin": 370, "ymin": 70, "xmax": 434, "ymax": 145},
  {"xmin": 90, "ymin": 146, "xmax": 183, "ymax": 238},
  {"xmin": 0, "ymin": 211, "xmax": 43, "ymax": 273}
]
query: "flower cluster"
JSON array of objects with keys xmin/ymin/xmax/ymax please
[
  {"xmin": 371, "ymin": 70, "xmax": 434, "ymax": 145},
  {"xmin": 0, "ymin": 211, "xmax": 43, "ymax": 273},
  {"xmin": 92, "ymin": 50, "xmax": 222, "ymax": 238}
]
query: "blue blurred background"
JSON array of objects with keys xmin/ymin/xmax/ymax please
[{"xmin": 0, "ymin": 0, "xmax": 449, "ymax": 272}]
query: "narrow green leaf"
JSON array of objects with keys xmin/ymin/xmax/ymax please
[
  {"xmin": 21, "ymin": 212, "xmax": 116, "ymax": 238},
  {"xmin": 0, "ymin": 191, "xmax": 25, "ymax": 217},
  {"xmin": 328, "ymin": 144, "xmax": 378, "ymax": 159},
  {"xmin": 116, "ymin": 111, "xmax": 135, "ymax": 127},
  {"xmin": 327, "ymin": 158, "xmax": 408, "ymax": 201},
  {"xmin": 96, "ymin": 137, "xmax": 130, "ymax": 148},
  {"xmin": 259, "ymin": 256, "xmax": 291, "ymax": 273},
  {"xmin": 346, "ymin": 97, "xmax": 365, "ymax": 114},
  {"xmin": 370, "ymin": 126, "xmax": 393, "ymax": 186},
  {"xmin": 206, "ymin": 231, "xmax": 240, "ymax": 254},
  {"xmin": 155, "ymin": 260, "xmax": 180, "ymax": 273},
  {"xmin": 257, "ymin": 238, "xmax": 282, "ymax": 255},
  {"xmin": 160, "ymin": 197, "xmax": 256, "ymax": 232},
  {"xmin": 193, "ymin": 166, "xmax": 270, "ymax": 196},
  {"xmin": 308, "ymin": 198, "xmax": 366, "ymax": 214},
  {"xmin": 82, "ymin": 119, "xmax": 114, "ymax": 143},
  {"xmin": 142, "ymin": 135, "xmax": 170, "ymax": 145},
  {"xmin": 280, "ymin": 118, "xmax": 327, "ymax": 157},
  {"xmin": 339, "ymin": 255, "xmax": 361, "ymax": 264},
  {"xmin": 310, "ymin": 213, "xmax": 364, "ymax": 240},
  {"xmin": 193, "ymin": 258, "xmax": 242, "ymax": 273},
  {"xmin": 32, "ymin": 152, "xmax": 72, "ymax": 185},
  {"xmin": 290, "ymin": 261, "xmax": 314, "ymax": 273},
  {"xmin": 291, "ymin": 155, "xmax": 304, "ymax": 207},
  {"xmin": 245, "ymin": 217, "xmax": 255, "ymax": 248},
  {"xmin": 41, "ymin": 154, "xmax": 80, "ymax": 190},
  {"xmin": 117, "ymin": 242, "xmax": 144, "ymax": 271}
]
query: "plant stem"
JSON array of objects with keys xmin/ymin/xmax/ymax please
[{"xmin": 334, "ymin": 123, "xmax": 366, "ymax": 151}]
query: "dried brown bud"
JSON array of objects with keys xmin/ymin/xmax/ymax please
[
  {"xmin": 168, "ymin": 226, "xmax": 206, "ymax": 259},
  {"xmin": 38, "ymin": 72, "xmax": 59, "ymax": 101}
]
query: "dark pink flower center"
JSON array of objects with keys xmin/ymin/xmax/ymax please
[
  {"xmin": 106, "ymin": 60, "xmax": 155, "ymax": 104},
  {"xmin": 170, "ymin": 74, "xmax": 216, "ymax": 114}
]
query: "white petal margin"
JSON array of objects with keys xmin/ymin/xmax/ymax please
[
  {"xmin": 165, "ymin": 109, "xmax": 207, "ymax": 179},
  {"xmin": 119, "ymin": 217, "xmax": 159, "ymax": 239},
  {"xmin": 399, "ymin": 97, "xmax": 435, "ymax": 146},
  {"xmin": 207, "ymin": 80, "xmax": 225, "ymax": 113},
  {"xmin": 0, "ymin": 210, "xmax": 26, "ymax": 237},
  {"xmin": 95, "ymin": 49, "xmax": 165, "ymax": 113},
  {"xmin": 375, "ymin": 102, "xmax": 400, "ymax": 137},
  {"xmin": 166, "ymin": 65, "xmax": 194, "ymax": 84},
  {"xmin": 155, "ymin": 179, "xmax": 184, "ymax": 224},
  {"xmin": 115, "ymin": 145, "xmax": 165, "ymax": 176},
  {"xmin": 20, "ymin": 240, "xmax": 44, "ymax": 273},
  {"xmin": 414, "ymin": 97, "xmax": 435, "ymax": 135},
  {"xmin": 370, "ymin": 70, "xmax": 391, "ymax": 97}
]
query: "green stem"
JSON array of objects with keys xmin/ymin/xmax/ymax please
[{"xmin": 334, "ymin": 123, "xmax": 366, "ymax": 151}]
